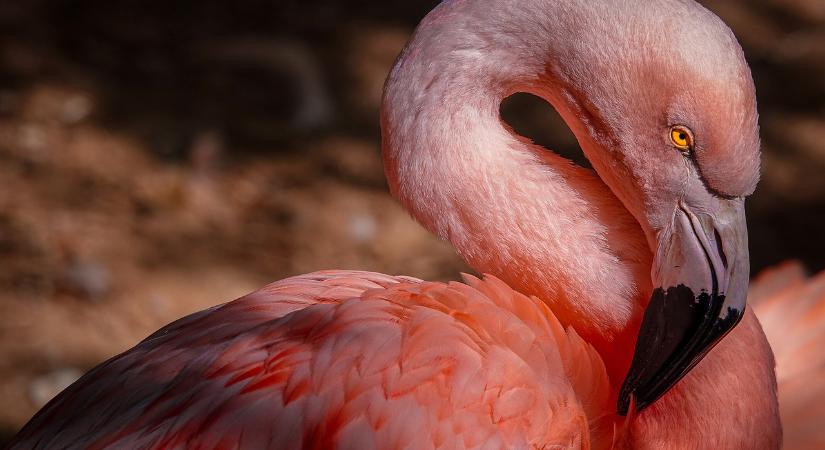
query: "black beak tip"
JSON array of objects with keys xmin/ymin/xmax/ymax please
[{"xmin": 615, "ymin": 285, "xmax": 746, "ymax": 416}]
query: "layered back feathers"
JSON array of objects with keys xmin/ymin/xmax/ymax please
[{"xmin": 9, "ymin": 271, "xmax": 613, "ymax": 449}]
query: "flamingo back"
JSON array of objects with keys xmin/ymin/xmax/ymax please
[
  {"xmin": 8, "ymin": 270, "xmax": 612, "ymax": 450},
  {"xmin": 751, "ymin": 262, "xmax": 825, "ymax": 450}
]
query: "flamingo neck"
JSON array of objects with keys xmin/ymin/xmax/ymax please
[
  {"xmin": 380, "ymin": 0, "xmax": 651, "ymax": 379},
  {"xmin": 380, "ymin": 1, "xmax": 781, "ymax": 446}
]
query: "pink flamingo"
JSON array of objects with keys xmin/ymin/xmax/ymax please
[{"xmin": 9, "ymin": 0, "xmax": 786, "ymax": 448}]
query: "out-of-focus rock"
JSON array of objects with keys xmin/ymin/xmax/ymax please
[
  {"xmin": 58, "ymin": 260, "xmax": 111, "ymax": 301},
  {"xmin": 16, "ymin": 124, "xmax": 46, "ymax": 153},
  {"xmin": 19, "ymin": 86, "xmax": 94, "ymax": 125},
  {"xmin": 348, "ymin": 211, "xmax": 377, "ymax": 243},
  {"xmin": 59, "ymin": 95, "xmax": 93, "ymax": 125}
]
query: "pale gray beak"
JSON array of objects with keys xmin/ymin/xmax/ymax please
[{"xmin": 618, "ymin": 197, "xmax": 749, "ymax": 414}]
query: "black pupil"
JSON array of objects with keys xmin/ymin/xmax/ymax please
[{"xmin": 679, "ymin": 133, "xmax": 686, "ymax": 141}]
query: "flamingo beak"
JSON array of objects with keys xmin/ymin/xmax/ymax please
[{"xmin": 617, "ymin": 197, "xmax": 749, "ymax": 415}]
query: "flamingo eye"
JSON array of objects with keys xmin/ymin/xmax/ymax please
[{"xmin": 670, "ymin": 126, "xmax": 693, "ymax": 152}]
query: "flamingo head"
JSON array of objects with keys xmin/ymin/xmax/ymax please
[
  {"xmin": 549, "ymin": 3, "xmax": 761, "ymax": 414},
  {"xmin": 382, "ymin": 0, "xmax": 766, "ymax": 416}
]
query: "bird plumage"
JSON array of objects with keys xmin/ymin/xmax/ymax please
[
  {"xmin": 751, "ymin": 262, "xmax": 825, "ymax": 450},
  {"xmin": 10, "ymin": 271, "xmax": 614, "ymax": 449}
]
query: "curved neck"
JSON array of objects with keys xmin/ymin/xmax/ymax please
[
  {"xmin": 380, "ymin": 0, "xmax": 651, "ymax": 376},
  {"xmin": 380, "ymin": 1, "xmax": 781, "ymax": 446}
]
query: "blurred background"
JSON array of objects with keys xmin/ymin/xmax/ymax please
[{"xmin": 0, "ymin": 0, "xmax": 823, "ymax": 441}]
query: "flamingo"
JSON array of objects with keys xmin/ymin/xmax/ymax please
[
  {"xmin": 7, "ymin": 0, "xmax": 786, "ymax": 448},
  {"xmin": 750, "ymin": 262, "xmax": 825, "ymax": 450}
]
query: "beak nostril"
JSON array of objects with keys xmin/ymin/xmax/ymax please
[{"xmin": 714, "ymin": 228, "xmax": 728, "ymax": 269}]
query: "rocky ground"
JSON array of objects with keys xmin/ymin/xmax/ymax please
[{"xmin": 0, "ymin": 0, "xmax": 823, "ymax": 441}]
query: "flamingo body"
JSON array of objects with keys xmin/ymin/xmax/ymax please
[
  {"xmin": 751, "ymin": 262, "xmax": 825, "ymax": 450},
  {"xmin": 10, "ymin": 271, "xmax": 611, "ymax": 449}
]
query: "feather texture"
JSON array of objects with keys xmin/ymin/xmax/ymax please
[{"xmin": 9, "ymin": 271, "xmax": 610, "ymax": 450}]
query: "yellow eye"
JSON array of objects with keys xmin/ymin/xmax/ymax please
[{"xmin": 670, "ymin": 126, "xmax": 693, "ymax": 151}]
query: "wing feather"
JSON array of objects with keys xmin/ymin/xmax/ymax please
[{"xmin": 9, "ymin": 271, "xmax": 610, "ymax": 449}]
